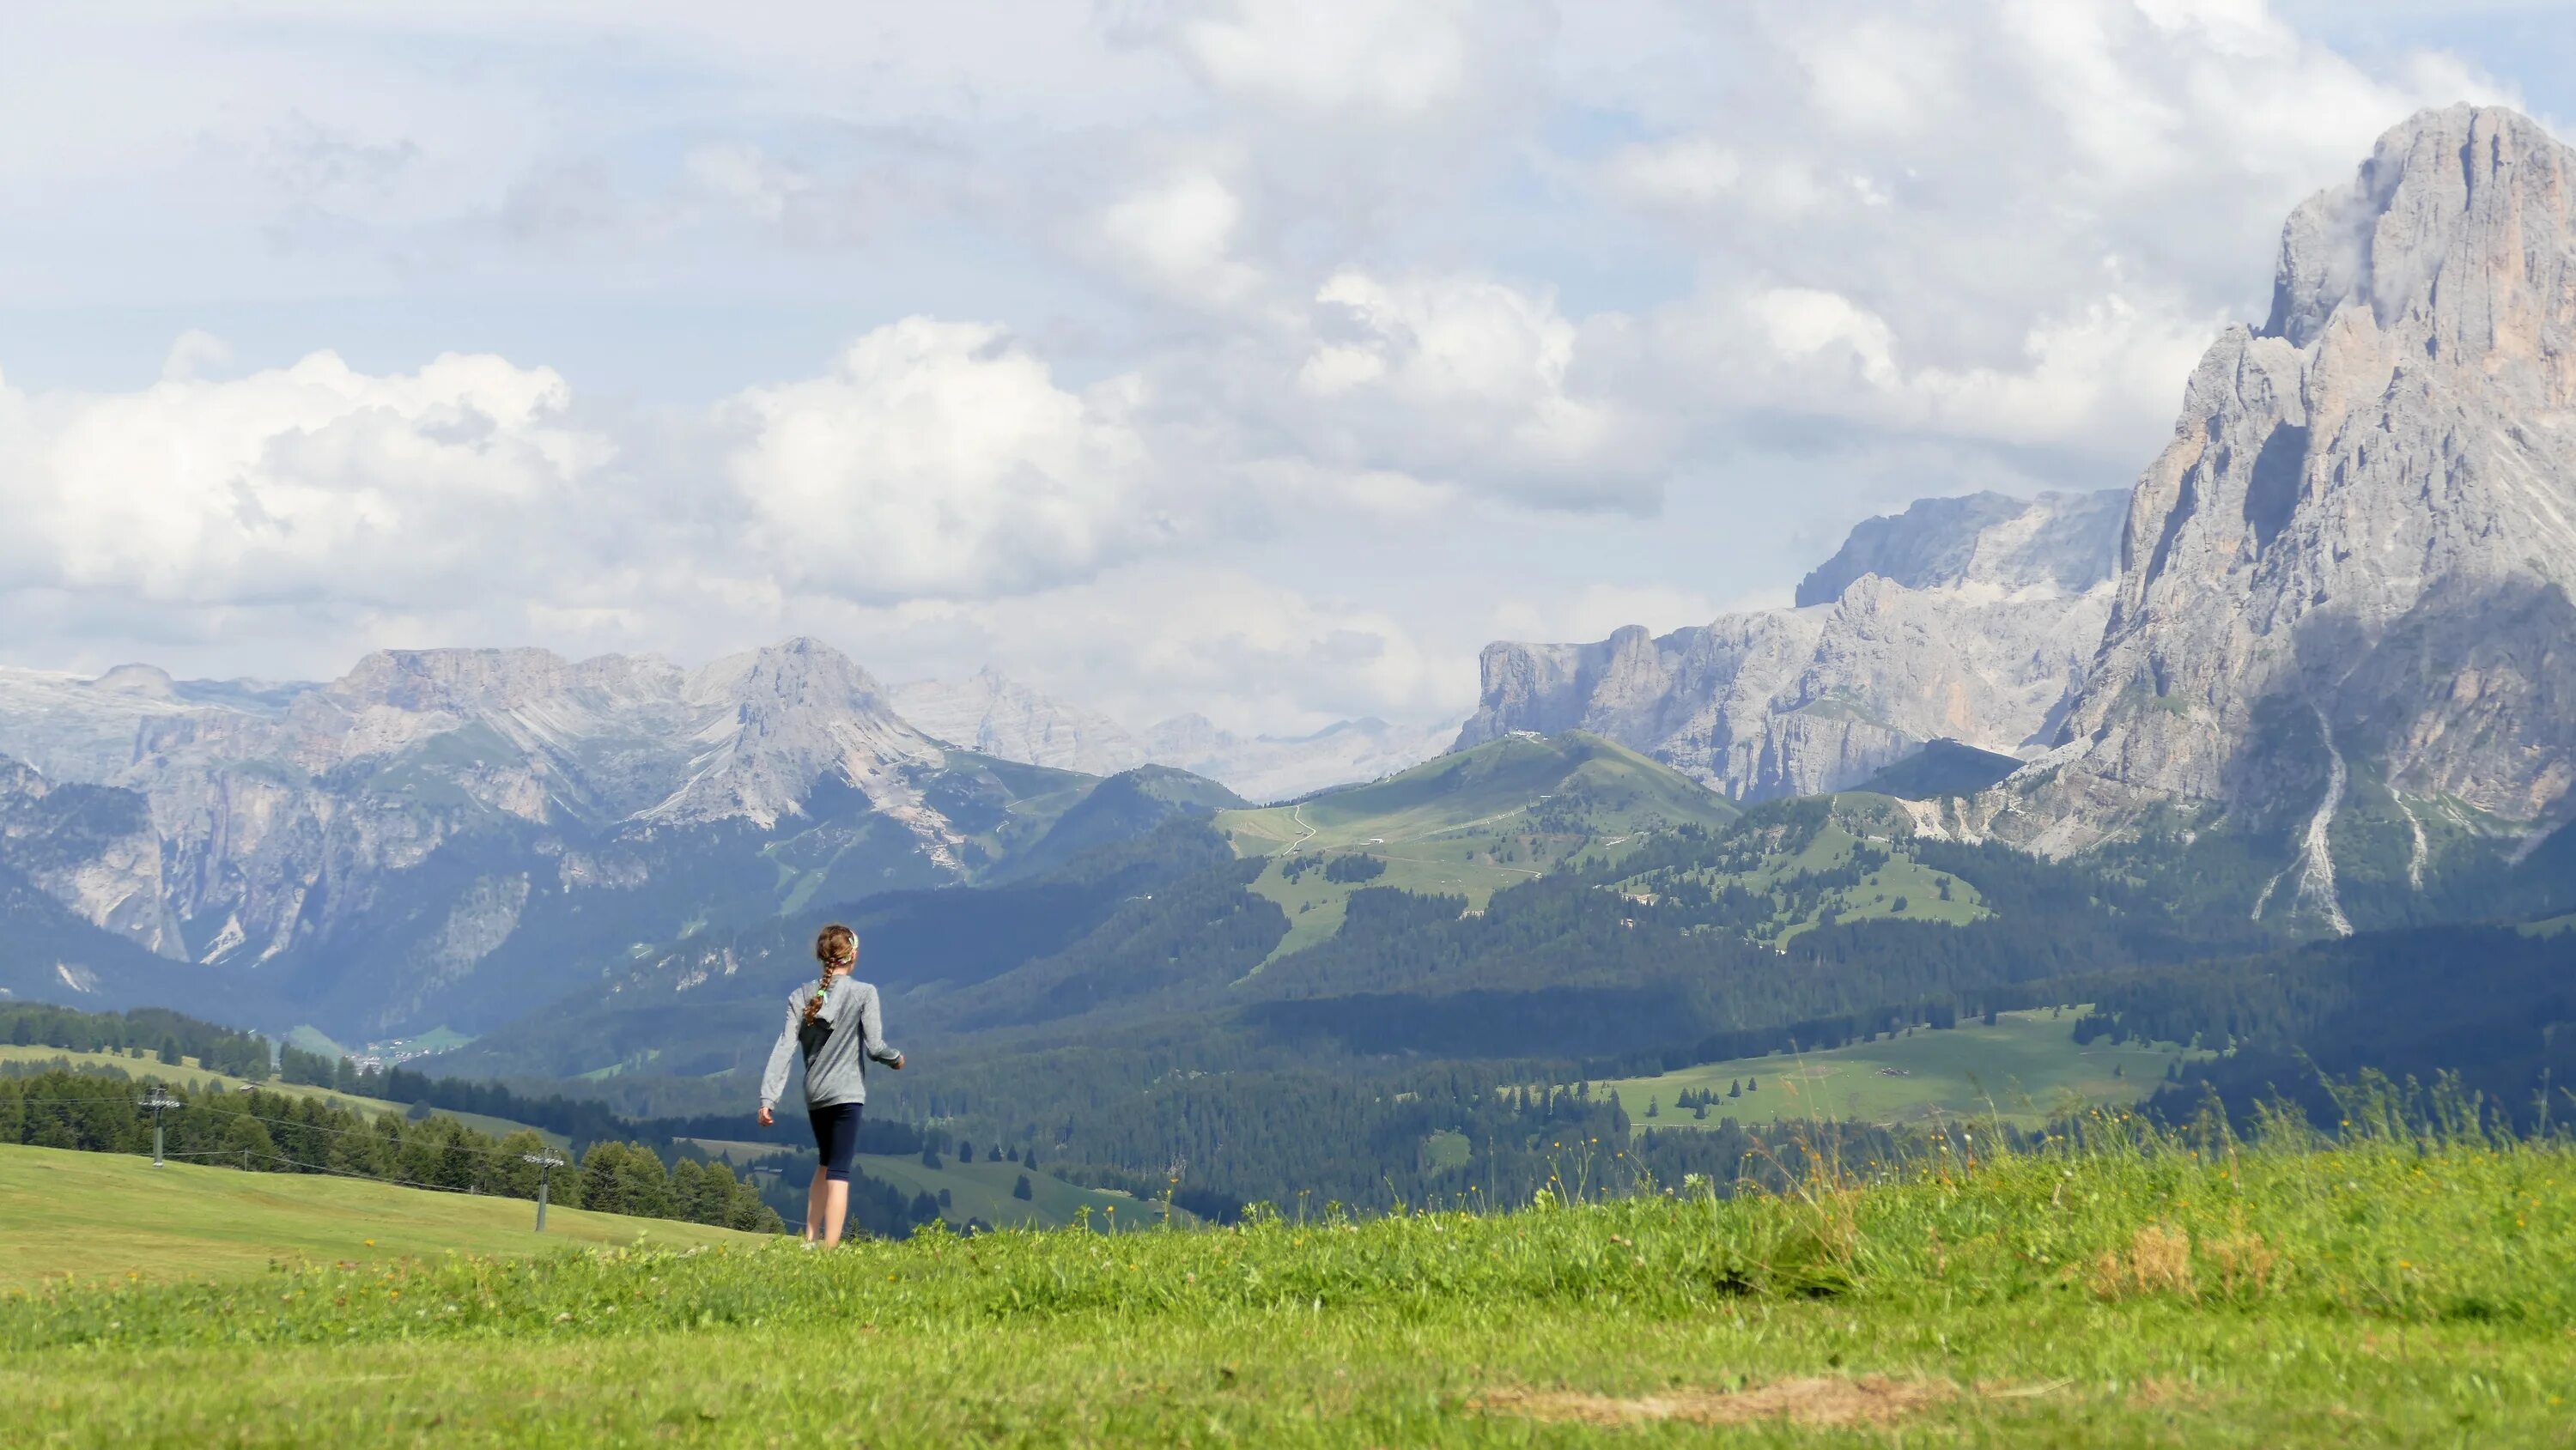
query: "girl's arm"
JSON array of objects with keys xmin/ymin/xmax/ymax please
[
  {"xmin": 757, "ymin": 998, "xmax": 800, "ymax": 1112},
  {"xmin": 859, "ymin": 985, "xmax": 905, "ymax": 1068}
]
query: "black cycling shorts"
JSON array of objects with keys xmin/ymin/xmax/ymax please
[{"xmin": 809, "ymin": 1101, "xmax": 863, "ymax": 1182}]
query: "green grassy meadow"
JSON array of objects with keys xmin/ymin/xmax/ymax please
[
  {"xmin": 1244, "ymin": 851, "xmax": 1511, "ymax": 962},
  {"xmin": 0, "ymin": 1144, "xmax": 762, "ymax": 1292},
  {"xmin": 5, "ymin": 1131, "xmax": 2571, "ymax": 1446},
  {"xmin": 1610, "ymin": 806, "xmax": 1990, "ymax": 946},
  {"xmin": 1603, "ymin": 1008, "xmax": 2203, "ymax": 1131}
]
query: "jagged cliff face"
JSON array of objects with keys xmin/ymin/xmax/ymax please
[
  {"xmin": 1998, "ymin": 106, "xmax": 2576, "ymax": 897},
  {"xmin": 0, "ymin": 755, "xmax": 181, "ymax": 956},
  {"xmin": 1459, "ymin": 489, "xmax": 2127, "ymax": 801}
]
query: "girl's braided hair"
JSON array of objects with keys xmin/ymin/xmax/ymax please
[{"xmin": 807, "ymin": 924, "xmax": 858, "ymax": 1025}]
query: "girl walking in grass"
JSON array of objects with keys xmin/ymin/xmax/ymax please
[{"xmin": 758, "ymin": 924, "xmax": 905, "ymax": 1247}]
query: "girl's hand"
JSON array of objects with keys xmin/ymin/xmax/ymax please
[
  {"xmin": 891, "ymin": 1054, "xmax": 907, "ymax": 1071},
  {"xmin": 757, "ymin": 1105, "xmax": 775, "ymax": 1127}
]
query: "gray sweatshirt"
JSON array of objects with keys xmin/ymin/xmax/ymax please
[{"xmin": 760, "ymin": 975, "xmax": 903, "ymax": 1111}]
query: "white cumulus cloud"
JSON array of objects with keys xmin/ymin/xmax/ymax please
[
  {"xmin": 0, "ymin": 349, "xmax": 611, "ymax": 607},
  {"xmin": 1288, "ymin": 270, "xmax": 1658, "ymax": 509},
  {"xmin": 725, "ymin": 318, "xmax": 1170, "ymax": 603}
]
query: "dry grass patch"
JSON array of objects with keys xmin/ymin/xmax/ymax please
[
  {"xmin": 2087, "ymin": 1220, "xmax": 2287, "ymax": 1302},
  {"xmin": 2092, "ymin": 1222, "xmax": 2196, "ymax": 1300},
  {"xmin": 1473, "ymin": 1374, "xmax": 1953, "ymax": 1429}
]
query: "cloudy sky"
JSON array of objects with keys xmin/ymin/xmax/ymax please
[{"xmin": 1, "ymin": 2, "xmax": 2565, "ymax": 737}]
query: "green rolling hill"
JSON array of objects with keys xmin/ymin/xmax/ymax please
[
  {"xmin": 1218, "ymin": 731, "xmax": 1740, "ymax": 960},
  {"xmin": 1599, "ymin": 1006, "xmax": 2204, "ymax": 1132},
  {"xmin": 1601, "ymin": 792, "xmax": 1996, "ymax": 948},
  {"xmin": 0, "ymin": 1142, "xmax": 762, "ymax": 1290}
]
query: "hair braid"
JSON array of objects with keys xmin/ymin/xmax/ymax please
[{"xmin": 806, "ymin": 924, "xmax": 859, "ymax": 1025}]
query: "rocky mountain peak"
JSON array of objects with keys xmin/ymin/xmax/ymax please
[
  {"xmin": 89, "ymin": 664, "xmax": 179, "ymax": 701},
  {"xmin": 1463, "ymin": 485, "xmax": 2127, "ymax": 800},
  {"xmin": 2265, "ymin": 105, "xmax": 2574, "ymax": 371},
  {"xmin": 1986, "ymin": 105, "xmax": 2576, "ymax": 925},
  {"xmin": 328, "ymin": 646, "xmax": 586, "ymax": 713},
  {"xmin": 1795, "ymin": 490, "xmax": 2128, "ymax": 607},
  {"xmin": 689, "ymin": 637, "xmax": 893, "ymax": 717}
]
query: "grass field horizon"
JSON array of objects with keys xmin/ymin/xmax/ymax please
[
  {"xmin": 6, "ymin": 1125, "xmax": 2569, "ymax": 1445},
  {"xmin": 0, "ymin": 1144, "xmax": 762, "ymax": 1291}
]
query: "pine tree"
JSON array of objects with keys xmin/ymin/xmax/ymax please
[
  {"xmin": 1644, "ymin": 1096, "xmax": 1659, "ymax": 1119},
  {"xmin": 1012, "ymin": 1174, "xmax": 1034, "ymax": 1201}
]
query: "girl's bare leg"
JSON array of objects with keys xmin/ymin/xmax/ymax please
[
  {"xmin": 821, "ymin": 1179, "xmax": 852, "ymax": 1247},
  {"xmin": 805, "ymin": 1167, "xmax": 828, "ymax": 1243}
]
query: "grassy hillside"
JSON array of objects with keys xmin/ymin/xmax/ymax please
[
  {"xmin": 5, "ymin": 1135, "xmax": 2569, "ymax": 1444},
  {"xmin": 0, "ymin": 1144, "xmax": 762, "ymax": 1290},
  {"xmin": 1220, "ymin": 732, "xmax": 1736, "ymax": 962},
  {"xmin": 682, "ymin": 1140, "xmax": 1156, "ymax": 1230},
  {"xmin": 0, "ymin": 1045, "xmax": 557, "ymax": 1147},
  {"xmin": 1220, "ymin": 731, "xmax": 1735, "ymax": 857},
  {"xmin": 1601, "ymin": 1007, "xmax": 2206, "ymax": 1131},
  {"xmin": 1605, "ymin": 793, "xmax": 1994, "ymax": 946}
]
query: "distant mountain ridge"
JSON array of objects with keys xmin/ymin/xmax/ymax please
[
  {"xmin": 1459, "ymin": 488, "xmax": 2127, "ymax": 801},
  {"xmin": 893, "ymin": 670, "xmax": 1151, "ymax": 778},
  {"xmin": 0, "ymin": 639, "xmax": 1234, "ymax": 1037},
  {"xmin": 890, "ymin": 669, "xmax": 1455, "ymax": 804}
]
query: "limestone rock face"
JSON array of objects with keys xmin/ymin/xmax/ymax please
[
  {"xmin": 0, "ymin": 665, "xmax": 307, "ymax": 784},
  {"xmin": 894, "ymin": 669, "xmax": 1151, "ymax": 777},
  {"xmin": 0, "ymin": 755, "xmax": 182, "ymax": 957},
  {"xmin": 1459, "ymin": 490, "xmax": 2127, "ymax": 800},
  {"xmin": 2008, "ymin": 106, "xmax": 2576, "ymax": 859}
]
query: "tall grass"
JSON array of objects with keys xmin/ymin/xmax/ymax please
[{"xmin": 6, "ymin": 1071, "xmax": 2568, "ymax": 1358}]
